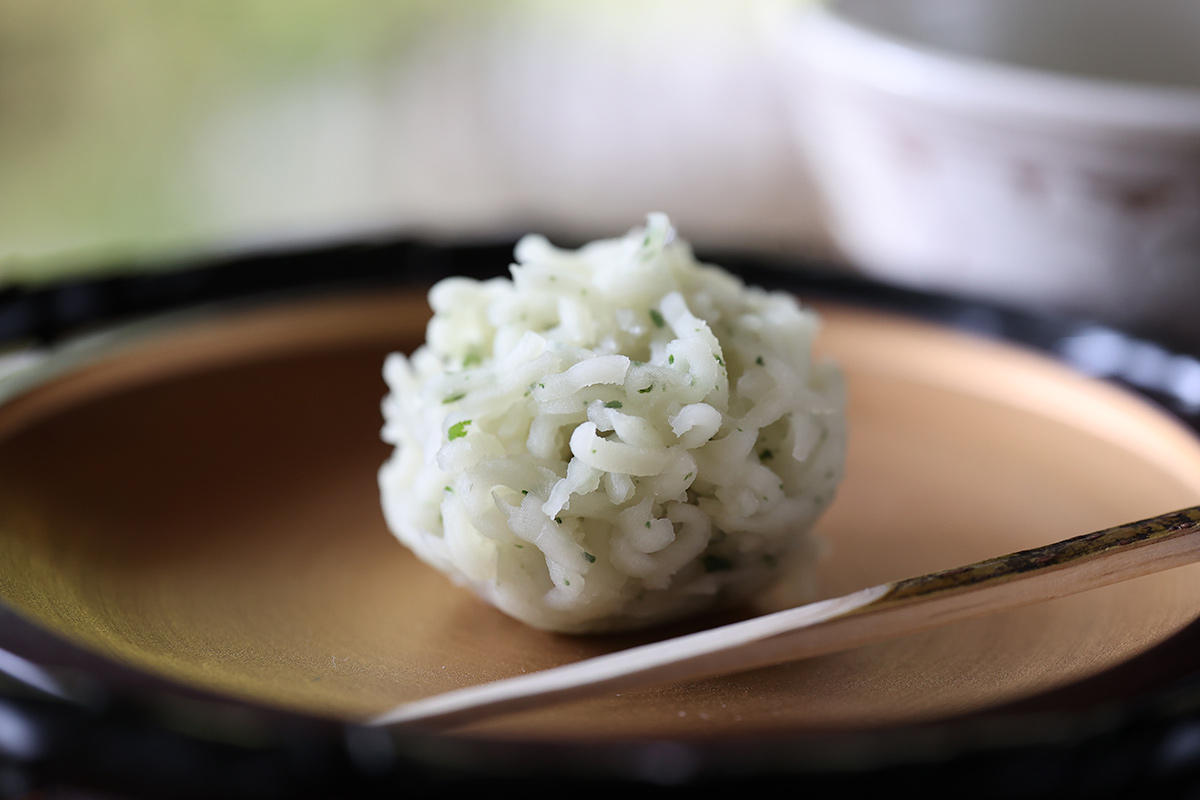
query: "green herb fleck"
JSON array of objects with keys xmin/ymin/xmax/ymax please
[
  {"xmin": 604, "ymin": 400, "xmax": 623, "ymax": 409},
  {"xmin": 463, "ymin": 353, "xmax": 482, "ymax": 368},
  {"xmin": 443, "ymin": 392, "xmax": 466, "ymax": 404},
  {"xmin": 448, "ymin": 420, "xmax": 472, "ymax": 440},
  {"xmin": 521, "ymin": 489, "xmax": 529, "ymax": 495},
  {"xmin": 555, "ymin": 517, "xmax": 563, "ymax": 524},
  {"xmin": 759, "ymin": 449, "xmax": 773, "ymax": 461},
  {"xmin": 649, "ymin": 309, "xmax": 665, "ymax": 329},
  {"xmin": 756, "ymin": 355, "xmax": 765, "ymax": 366},
  {"xmin": 714, "ymin": 354, "xmax": 725, "ymax": 367},
  {"xmin": 684, "ymin": 472, "xmax": 693, "ymax": 481},
  {"xmin": 443, "ymin": 486, "xmax": 453, "ymax": 493},
  {"xmin": 638, "ymin": 384, "xmax": 654, "ymax": 394},
  {"xmin": 645, "ymin": 520, "xmax": 652, "ymax": 528},
  {"xmin": 668, "ymin": 354, "xmax": 675, "ymax": 364},
  {"xmin": 582, "ymin": 552, "xmax": 596, "ymax": 563}
]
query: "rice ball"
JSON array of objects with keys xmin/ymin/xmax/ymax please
[{"xmin": 379, "ymin": 214, "xmax": 845, "ymax": 633}]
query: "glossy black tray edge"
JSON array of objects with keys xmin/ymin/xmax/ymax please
[{"xmin": 2, "ymin": 237, "xmax": 1200, "ymax": 798}]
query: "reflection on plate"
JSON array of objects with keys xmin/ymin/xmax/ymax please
[{"xmin": 1, "ymin": 289, "xmax": 1200, "ymax": 742}]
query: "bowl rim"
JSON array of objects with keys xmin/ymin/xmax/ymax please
[{"xmin": 790, "ymin": 0, "xmax": 1200, "ymax": 138}]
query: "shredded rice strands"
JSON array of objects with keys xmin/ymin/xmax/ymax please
[{"xmin": 379, "ymin": 214, "xmax": 845, "ymax": 633}]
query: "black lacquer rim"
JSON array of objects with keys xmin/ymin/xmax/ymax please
[{"xmin": 3, "ymin": 238, "xmax": 1200, "ymax": 797}]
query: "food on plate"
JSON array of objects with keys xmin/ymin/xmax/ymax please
[{"xmin": 378, "ymin": 214, "xmax": 845, "ymax": 633}]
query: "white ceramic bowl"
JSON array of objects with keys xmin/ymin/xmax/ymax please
[{"xmin": 781, "ymin": 0, "xmax": 1200, "ymax": 344}]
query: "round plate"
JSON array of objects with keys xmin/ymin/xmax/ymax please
[{"xmin": 2, "ymin": 287, "xmax": 1200, "ymax": 746}]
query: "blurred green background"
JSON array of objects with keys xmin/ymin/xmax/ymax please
[{"xmin": 0, "ymin": 0, "xmax": 824, "ymax": 286}]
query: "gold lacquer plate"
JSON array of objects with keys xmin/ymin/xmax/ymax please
[{"xmin": 2, "ymin": 290, "xmax": 1199, "ymax": 741}]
